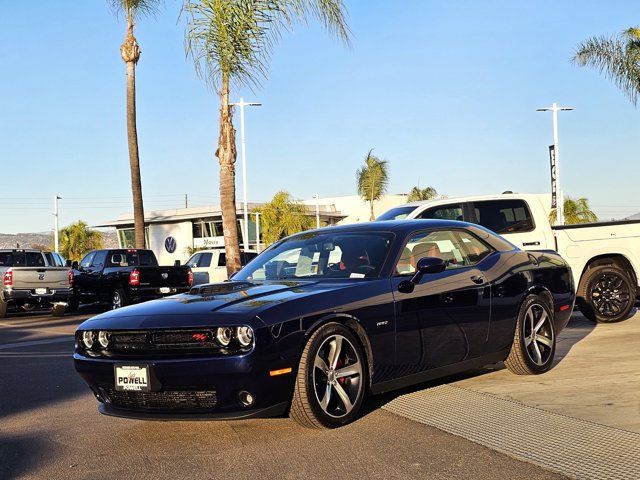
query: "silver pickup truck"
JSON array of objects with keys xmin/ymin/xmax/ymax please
[{"xmin": 0, "ymin": 249, "xmax": 73, "ymax": 318}]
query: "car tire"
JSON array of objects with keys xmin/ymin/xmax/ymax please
[
  {"xmin": 578, "ymin": 265, "xmax": 636, "ymax": 324},
  {"xmin": 505, "ymin": 295, "xmax": 556, "ymax": 375},
  {"xmin": 51, "ymin": 304, "xmax": 67, "ymax": 317},
  {"xmin": 0, "ymin": 298, "xmax": 7, "ymax": 318},
  {"xmin": 290, "ymin": 322, "xmax": 367, "ymax": 429},
  {"xmin": 111, "ymin": 289, "xmax": 128, "ymax": 310}
]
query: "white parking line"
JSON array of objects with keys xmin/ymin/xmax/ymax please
[{"xmin": 0, "ymin": 337, "xmax": 73, "ymax": 350}]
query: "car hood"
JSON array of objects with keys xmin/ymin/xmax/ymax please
[{"xmin": 77, "ymin": 280, "xmax": 368, "ymax": 330}]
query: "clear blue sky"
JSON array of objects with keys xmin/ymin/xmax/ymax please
[{"xmin": 1, "ymin": 0, "xmax": 639, "ymax": 233}]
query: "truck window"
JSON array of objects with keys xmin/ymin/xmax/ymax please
[
  {"xmin": 218, "ymin": 253, "xmax": 226, "ymax": 267},
  {"xmin": 44, "ymin": 252, "xmax": 55, "ymax": 266},
  {"xmin": 377, "ymin": 206, "xmax": 417, "ymax": 221},
  {"xmin": 473, "ymin": 200, "xmax": 534, "ymax": 234},
  {"xmin": 0, "ymin": 252, "xmax": 14, "ymax": 266},
  {"xmin": 185, "ymin": 253, "xmax": 201, "ymax": 268},
  {"xmin": 199, "ymin": 253, "xmax": 212, "ymax": 268},
  {"xmin": 81, "ymin": 252, "xmax": 96, "ymax": 268},
  {"xmin": 242, "ymin": 252, "xmax": 257, "ymax": 265},
  {"xmin": 138, "ymin": 250, "xmax": 157, "ymax": 266},
  {"xmin": 26, "ymin": 252, "xmax": 46, "ymax": 267},
  {"xmin": 92, "ymin": 251, "xmax": 108, "ymax": 269},
  {"xmin": 418, "ymin": 204, "xmax": 464, "ymax": 221}
]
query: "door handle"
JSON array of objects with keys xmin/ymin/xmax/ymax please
[
  {"xmin": 522, "ymin": 241, "xmax": 540, "ymax": 246},
  {"xmin": 470, "ymin": 275, "xmax": 485, "ymax": 285}
]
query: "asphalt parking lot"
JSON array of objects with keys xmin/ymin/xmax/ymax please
[{"xmin": 1, "ymin": 308, "xmax": 638, "ymax": 480}]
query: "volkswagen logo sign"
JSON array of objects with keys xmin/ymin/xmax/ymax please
[{"xmin": 164, "ymin": 236, "xmax": 177, "ymax": 254}]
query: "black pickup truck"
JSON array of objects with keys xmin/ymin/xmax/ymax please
[{"xmin": 69, "ymin": 249, "xmax": 193, "ymax": 310}]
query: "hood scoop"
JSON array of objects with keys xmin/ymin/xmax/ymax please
[{"xmin": 189, "ymin": 281, "xmax": 254, "ymax": 297}]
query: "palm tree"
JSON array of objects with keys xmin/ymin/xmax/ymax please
[
  {"xmin": 254, "ymin": 191, "xmax": 313, "ymax": 245},
  {"xmin": 407, "ymin": 186, "xmax": 437, "ymax": 203},
  {"xmin": 356, "ymin": 150, "xmax": 389, "ymax": 221},
  {"xmin": 573, "ymin": 27, "xmax": 640, "ymax": 106},
  {"xmin": 59, "ymin": 221, "xmax": 105, "ymax": 261},
  {"xmin": 109, "ymin": 0, "xmax": 160, "ymax": 248},
  {"xmin": 184, "ymin": 0, "xmax": 350, "ymax": 277},
  {"xmin": 549, "ymin": 197, "xmax": 598, "ymax": 225}
]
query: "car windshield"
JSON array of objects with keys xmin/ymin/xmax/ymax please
[
  {"xmin": 234, "ymin": 232, "xmax": 394, "ymax": 281},
  {"xmin": 376, "ymin": 206, "xmax": 417, "ymax": 221}
]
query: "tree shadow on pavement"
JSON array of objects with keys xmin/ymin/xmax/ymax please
[{"xmin": 0, "ymin": 434, "xmax": 55, "ymax": 480}]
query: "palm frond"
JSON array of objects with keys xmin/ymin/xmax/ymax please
[
  {"xmin": 184, "ymin": 0, "xmax": 350, "ymax": 91},
  {"xmin": 573, "ymin": 32, "xmax": 640, "ymax": 106},
  {"xmin": 108, "ymin": 0, "xmax": 162, "ymax": 21}
]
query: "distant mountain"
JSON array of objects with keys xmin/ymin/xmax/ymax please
[{"xmin": 0, "ymin": 230, "xmax": 118, "ymax": 250}]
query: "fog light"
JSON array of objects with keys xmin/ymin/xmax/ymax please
[
  {"xmin": 238, "ymin": 390, "xmax": 254, "ymax": 407},
  {"xmin": 216, "ymin": 327, "xmax": 233, "ymax": 346},
  {"xmin": 236, "ymin": 326, "xmax": 254, "ymax": 347},
  {"xmin": 82, "ymin": 331, "xmax": 94, "ymax": 349},
  {"xmin": 98, "ymin": 331, "xmax": 110, "ymax": 349}
]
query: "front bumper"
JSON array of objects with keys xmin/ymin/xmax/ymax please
[
  {"xmin": 74, "ymin": 350, "xmax": 296, "ymax": 419},
  {"xmin": 2, "ymin": 288, "xmax": 72, "ymax": 304}
]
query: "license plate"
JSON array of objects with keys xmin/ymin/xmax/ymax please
[
  {"xmin": 35, "ymin": 288, "xmax": 48, "ymax": 295},
  {"xmin": 159, "ymin": 287, "xmax": 170, "ymax": 294},
  {"xmin": 114, "ymin": 365, "xmax": 150, "ymax": 391}
]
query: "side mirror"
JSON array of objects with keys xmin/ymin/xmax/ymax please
[
  {"xmin": 71, "ymin": 261, "xmax": 79, "ymax": 270},
  {"xmin": 398, "ymin": 257, "xmax": 446, "ymax": 293},
  {"xmin": 174, "ymin": 260, "xmax": 181, "ymax": 266}
]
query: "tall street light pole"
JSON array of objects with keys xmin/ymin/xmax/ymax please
[
  {"xmin": 231, "ymin": 98, "xmax": 261, "ymax": 251},
  {"xmin": 536, "ymin": 102, "xmax": 573, "ymax": 225},
  {"xmin": 251, "ymin": 212, "xmax": 261, "ymax": 253},
  {"xmin": 53, "ymin": 195, "xmax": 61, "ymax": 253},
  {"xmin": 313, "ymin": 194, "xmax": 320, "ymax": 229}
]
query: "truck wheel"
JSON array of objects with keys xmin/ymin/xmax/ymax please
[
  {"xmin": 290, "ymin": 322, "xmax": 366, "ymax": 429},
  {"xmin": 505, "ymin": 295, "xmax": 556, "ymax": 375},
  {"xmin": 578, "ymin": 265, "xmax": 636, "ymax": 323},
  {"xmin": 51, "ymin": 304, "xmax": 67, "ymax": 317},
  {"xmin": 0, "ymin": 298, "xmax": 7, "ymax": 318},
  {"xmin": 66, "ymin": 296, "xmax": 79, "ymax": 313},
  {"xmin": 111, "ymin": 289, "xmax": 128, "ymax": 310}
]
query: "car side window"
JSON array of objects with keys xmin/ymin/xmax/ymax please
[
  {"xmin": 80, "ymin": 252, "xmax": 96, "ymax": 269},
  {"xmin": 417, "ymin": 204, "xmax": 464, "ymax": 221},
  {"xmin": 218, "ymin": 253, "xmax": 226, "ymax": 267},
  {"xmin": 453, "ymin": 230, "xmax": 493, "ymax": 264},
  {"xmin": 473, "ymin": 200, "xmax": 534, "ymax": 234},
  {"xmin": 44, "ymin": 253, "xmax": 55, "ymax": 266},
  {"xmin": 185, "ymin": 253, "xmax": 201, "ymax": 268},
  {"xmin": 396, "ymin": 229, "xmax": 492, "ymax": 275}
]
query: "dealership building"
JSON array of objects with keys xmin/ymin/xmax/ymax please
[{"xmin": 97, "ymin": 195, "xmax": 408, "ymax": 265}]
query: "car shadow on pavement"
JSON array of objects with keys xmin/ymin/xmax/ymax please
[
  {"xmin": 358, "ymin": 313, "xmax": 597, "ymax": 420},
  {"xmin": 0, "ymin": 434, "xmax": 55, "ymax": 480}
]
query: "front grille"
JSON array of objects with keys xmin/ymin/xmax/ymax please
[
  {"xmin": 108, "ymin": 329, "xmax": 218, "ymax": 355},
  {"xmin": 102, "ymin": 387, "xmax": 217, "ymax": 411}
]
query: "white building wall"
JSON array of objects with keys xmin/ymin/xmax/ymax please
[
  {"xmin": 302, "ymin": 194, "xmax": 408, "ymax": 224},
  {"xmin": 147, "ymin": 221, "xmax": 193, "ymax": 266}
]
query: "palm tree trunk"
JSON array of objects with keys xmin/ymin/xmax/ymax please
[
  {"xmin": 369, "ymin": 200, "xmax": 375, "ymax": 221},
  {"xmin": 126, "ymin": 60, "xmax": 145, "ymax": 248},
  {"xmin": 217, "ymin": 77, "xmax": 241, "ymax": 276}
]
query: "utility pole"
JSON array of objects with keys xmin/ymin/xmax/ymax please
[
  {"xmin": 231, "ymin": 97, "xmax": 261, "ymax": 251},
  {"xmin": 536, "ymin": 102, "xmax": 573, "ymax": 225},
  {"xmin": 53, "ymin": 195, "xmax": 61, "ymax": 253},
  {"xmin": 251, "ymin": 212, "xmax": 261, "ymax": 253},
  {"xmin": 313, "ymin": 194, "xmax": 320, "ymax": 229},
  {"xmin": 184, "ymin": 194, "xmax": 188, "ymax": 209}
]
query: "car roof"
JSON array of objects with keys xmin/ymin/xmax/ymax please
[{"xmin": 293, "ymin": 219, "xmax": 474, "ymax": 237}]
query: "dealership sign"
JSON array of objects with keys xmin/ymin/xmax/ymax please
[
  {"xmin": 194, "ymin": 237, "xmax": 225, "ymax": 248},
  {"xmin": 165, "ymin": 236, "xmax": 177, "ymax": 253}
]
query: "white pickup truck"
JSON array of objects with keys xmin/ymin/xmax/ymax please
[
  {"xmin": 184, "ymin": 248, "xmax": 258, "ymax": 286},
  {"xmin": 378, "ymin": 193, "xmax": 640, "ymax": 323}
]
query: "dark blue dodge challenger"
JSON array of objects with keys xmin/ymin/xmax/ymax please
[{"xmin": 74, "ymin": 220, "xmax": 575, "ymax": 428}]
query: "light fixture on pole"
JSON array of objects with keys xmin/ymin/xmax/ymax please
[
  {"xmin": 536, "ymin": 102, "xmax": 573, "ymax": 225},
  {"xmin": 251, "ymin": 212, "xmax": 261, "ymax": 253},
  {"xmin": 231, "ymin": 97, "xmax": 261, "ymax": 251},
  {"xmin": 53, "ymin": 195, "xmax": 61, "ymax": 253},
  {"xmin": 313, "ymin": 194, "xmax": 320, "ymax": 229}
]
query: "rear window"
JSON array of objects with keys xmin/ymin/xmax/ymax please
[
  {"xmin": 26, "ymin": 252, "xmax": 46, "ymax": 267},
  {"xmin": 473, "ymin": 200, "xmax": 534, "ymax": 234},
  {"xmin": 107, "ymin": 250, "xmax": 157, "ymax": 267},
  {"xmin": 0, "ymin": 252, "xmax": 17, "ymax": 267},
  {"xmin": 376, "ymin": 206, "xmax": 417, "ymax": 221}
]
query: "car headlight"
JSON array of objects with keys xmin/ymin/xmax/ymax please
[
  {"xmin": 98, "ymin": 331, "xmax": 110, "ymax": 349},
  {"xmin": 82, "ymin": 331, "xmax": 95, "ymax": 349},
  {"xmin": 236, "ymin": 326, "xmax": 254, "ymax": 347},
  {"xmin": 216, "ymin": 327, "xmax": 233, "ymax": 347}
]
